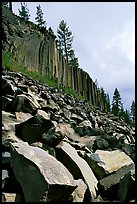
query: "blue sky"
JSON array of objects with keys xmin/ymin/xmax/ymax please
[{"xmin": 12, "ymin": 2, "xmax": 135, "ymax": 111}]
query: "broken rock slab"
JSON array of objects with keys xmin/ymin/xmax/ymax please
[
  {"xmin": 10, "ymin": 141, "xmax": 77, "ymax": 202},
  {"xmin": 55, "ymin": 141, "xmax": 98, "ymax": 200},
  {"xmin": 97, "ymin": 163, "xmax": 135, "ymax": 201},
  {"xmin": 71, "ymin": 179, "xmax": 87, "ymax": 202},
  {"xmin": 83, "ymin": 149, "xmax": 134, "ymax": 180}
]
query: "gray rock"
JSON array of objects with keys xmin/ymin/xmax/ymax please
[
  {"xmin": 55, "ymin": 141, "xmax": 98, "ymax": 199},
  {"xmin": 15, "ymin": 112, "xmax": 32, "ymax": 122},
  {"xmin": 75, "ymin": 120, "xmax": 93, "ymax": 136},
  {"xmin": 71, "ymin": 179, "xmax": 87, "ymax": 202},
  {"xmin": 42, "ymin": 126, "xmax": 65, "ymax": 147},
  {"xmin": 83, "ymin": 149, "xmax": 134, "ymax": 180},
  {"xmin": 10, "ymin": 141, "xmax": 77, "ymax": 202},
  {"xmin": 11, "ymin": 94, "xmax": 40, "ymax": 114},
  {"xmin": 2, "ymin": 96, "xmax": 12, "ymax": 111},
  {"xmin": 15, "ymin": 114, "xmax": 54, "ymax": 144},
  {"xmin": 2, "ymin": 77, "xmax": 17, "ymax": 96},
  {"xmin": 2, "ymin": 193, "xmax": 16, "ymax": 202},
  {"xmin": 92, "ymin": 136, "xmax": 110, "ymax": 151},
  {"xmin": 97, "ymin": 163, "xmax": 135, "ymax": 201}
]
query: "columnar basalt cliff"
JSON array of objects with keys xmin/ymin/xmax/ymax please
[
  {"xmin": 2, "ymin": 6, "xmax": 106, "ymax": 111},
  {"xmin": 2, "ymin": 7, "xmax": 135, "ymax": 202}
]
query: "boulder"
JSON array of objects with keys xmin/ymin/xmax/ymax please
[
  {"xmin": 83, "ymin": 149, "xmax": 134, "ymax": 180},
  {"xmin": 15, "ymin": 114, "xmax": 54, "ymax": 144},
  {"xmin": 2, "ymin": 77, "xmax": 17, "ymax": 96},
  {"xmin": 15, "ymin": 112, "xmax": 32, "ymax": 122},
  {"xmin": 42, "ymin": 126, "xmax": 65, "ymax": 147},
  {"xmin": 10, "ymin": 141, "xmax": 77, "ymax": 202},
  {"xmin": 55, "ymin": 141, "xmax": 98, "ymax": 199},
  {"xmin": 2, "ymin": 96, "xmax": 12, "ymax": 111},
  {"xmin": 71, "ymin": 179, "xmax": 87, "ymax": 202},
  {"xmin": 97, "ymin": 163, "xmax": 135, "ymax": 201},
  {"xmin": 75, "ymin": 120, "xmax": 93, "ymax": 136},
  {"xmin": 2, "ymin": 193, "xmax": 16, "ymax": 202},
  {"xmin": 11, "ymin": 94, "xmax": 40, "ymax": 114}
]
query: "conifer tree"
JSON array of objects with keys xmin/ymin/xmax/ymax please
[
  {"xmin": 2, "ymin": 2, "xmax": 9, "ymax": 7},
  {"xmin": 119, "ymin": 103, "xmax": 125, "ymax": 120},
  {"xmin": 130, "ymin": 100, "xmax": 135, "ymax": 126},
  {"xmin": 35, "ymin": 4, "xmax": 46, "ymax": 28},
  {"xmin": 106, "ymin": 93, "xmax": 111, "ymax": 112},
  {"xmin": 57, "ymin": 20, "xmax": 74, "ymax": 64},
  {"xmin": 111, "ymin": 88, "xmax": 122, "ymax": 116},
  {"xmin": 2, "ymin": 2, "xmax": 12, "ymax": 12},
  {"xmin": 124, "ymin": 109, "xmax": 131, "ymax": 124},
  {"xmin": 18, "ymin": 3, "xmax": 30, "ymax": 21},
  {"xmin": 9, "ymin": 2, "xmax": 12, "ymax": 12}
]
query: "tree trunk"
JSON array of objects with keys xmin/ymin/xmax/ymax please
[{"xmin": 9, "ymin": 2, "xmax": 12, "ymax": 12}]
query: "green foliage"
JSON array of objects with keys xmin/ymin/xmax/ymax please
[
  {"xmin": 63, "ymin": 87, "xmax": 85, "ymax": 100},
  {"xmin": 18, "ymin": 3, "xmax": 30, "ymax": 21},
  {"xmin": 2, "ymin": 50, "xmax": 84, "ymax": 101},
  {"xmin": 130, "ymin": 100, "xmax": 135, "ymax": 126},
  {"xmin": 2, "ymin": 2, "xmax": 9, "ymax": 7},
  {"xmin": 35, "ymin": 4, "xmax": 46, "ymax": 28},
  {"xmin": 106, "ymin": 93, "xmax": 111, "ymax": 112},
  {"xmin": 2, "ymin": 50, "xmax": 15, "ymax": 70},
  {"xmin": 124, "ymin": 109, "xmax": 132, "ymax": 125},
  {"xmin": 57, "ymin": 20, "xmax": 74, "ymax": 64},
  {"xmin": 111, "ymin": 88, "xmax": 122, "ymax": 116},
  {"xmin": 57, "ymin": 20, "xmax": 79, "ymax": 69},
  {"xmin": 119, "ymin": 103, "xmax": 125, "ymax": 120}
]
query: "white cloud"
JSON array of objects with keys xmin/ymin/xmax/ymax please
[{"xmin": 106, "ymin": 21, "xmax": 135, "ymax": 65}]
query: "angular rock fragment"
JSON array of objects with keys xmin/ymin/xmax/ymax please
[
  {"xmin": 2, "ymin": 193, "xmax": 16, "ymax": 202},
  {"xmin": 42, "ymin": 126, "xmax": 65, "ymax": 147},
  {"xmin": 15, "ymin": 114, "xmax": 54, "ymax": 144},
  {"xmin": 97, "ymin": 163, "xmax": 135, "ymax": 201},
  {"xmin": 55, "ymin": 141, "xmax": 98, "ymax": 199},
  {"xmin": 71, "ymin": 179, "xmax": 87, "ymax": 202},
  {"xmin": 83, "ymin": 149, "xmax": 134, "ymax": 180},
  {"xmin": 2, "ymin": 77, "xmax": 17, "ymax": 96},
  {"xmin": 10, "ymin": 141, "xmax": 77, "ymax": 202},
  {"xmin": 11, "ymin": 94, "xmax": 40, "ymax": 114}
]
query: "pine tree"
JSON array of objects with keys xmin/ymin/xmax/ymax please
[
  {"xmin": 9, "ymin": 2, "xmax": 12, "ymax": 12},
  {"xmin": 130, "ymin": 100, "xmax": 135, "ymax": 126},
  {"xmin": 119, "ymin": 103, "xmax": 125, "ymax": 120},
  {"xmin": 124, "ymin": 109, "xmax": 131, "ymax": 124},
  {"xmin": 2, "ymin": 2, "xmax": 12, "ymax": 12},
  {"xmin": 69, "ymin": 56, "xmax": 79, "ymax": 69},
  {"xmin": 35, "ymin": 4, "xmax": 46, "ymax": 28},
  {"xmin": 57, "ymin": 20, "xmax": 74, "ymax": 64},
  {"xmin": 106, "ymin": 93, "xmax": 111, "ymax": 112},
  {"xmin": 111, "ymin": 88, "xmax": 122, "ymax": 116},
  {"xmin": 2, "ymin": 2, "xmax": 9, "ymax": 7},
  {"xmin": 18, "ymin": 3, "xmax": 30, "ymax": 21}
]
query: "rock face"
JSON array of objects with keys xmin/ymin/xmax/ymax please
[
  {"xmin": 2, "ymin": 6, "xmax": 108, "ymax": 111},
  {"xmin": 2, "ymin": 63, "xmax": 135, "ymax": 202}
]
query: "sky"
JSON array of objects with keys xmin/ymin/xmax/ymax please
[{"xmin": 12, "ymin": 2, "xmax": 135, "ymax": 111}]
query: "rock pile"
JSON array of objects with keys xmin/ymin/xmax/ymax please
[{"xmin": 2, "ymin": 68, "xmax": 135, "ymax": 202}]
